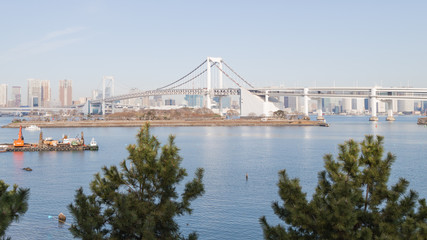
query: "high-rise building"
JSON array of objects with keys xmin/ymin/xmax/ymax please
[
  {"xmin": 11, "ymin": 86, "xmax": 21, "ymax": 107},
  {"xmin": 121, "ymin": 88, "xmax": 141, "ymax": 106},
  {"xmin": 28, "ymin": 79, "xmax": 41, "ymax": 107},
  {"xmin": 287, "ymin": 96, "xmax": 300, "ymax": 112},
  {"xmin": 59, "ymin": 79, "xmax": 72, "ymax": 106},
  {"xmin": 92, "ymin": 89, "xmax": 102, "ymax": 100},
  {"xmin": 165, "ymin": 99, "xmax": 176, "ymax": 106},
  {"xmin": 27, "ymin": 79, "xmax": 51, "ymax": 107},
  {"xmin": 0, "ymin": 84, "xmax": 7, "ymax": 107},
  {"xmin": 322, "ymin": 98, "xmax": 331, "ymax": 113},
  {"xmin": 341, "ymin": 98, "xmax": 352, "ymax": 113},
  {"xmin": 153, "ymin": 95, "xmax": 163, "ymax": 107},
  {"xmin": 398, "ymin": 100, "xmax": 414, "ymax": 114},
  {"xmin": 185, "ymin": 95, "xmax": 204, "ymax": 108},
  {"xmin": 41, "ymin": 80, "xmax": 51, "ymax": 107},
  {"xmin": 352, "ymin": 98, "xmax": 365, "ymax": 114},
  {"xmin": 142, "ymin": 96, "xmax": 150, "ymax": 107},
  {"xmin": 377, "ymin": 101, "xmax": 386, "ymax": 113}
]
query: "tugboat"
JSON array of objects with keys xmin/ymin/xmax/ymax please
[{"xmin": 89, "ymin": 138, "xmax": 99, "ymax": 150}]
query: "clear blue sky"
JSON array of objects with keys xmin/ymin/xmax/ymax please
[{"xmin": 1, "ymin": 1, "xmax": 426, "ymax": 101}]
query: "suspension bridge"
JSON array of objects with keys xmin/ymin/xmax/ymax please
[
  {"xmin": 4, "ymin": 57, "xmax": 426, "ymax": 121},
  {"xmin": 88, "ymin": 57, "xmax": 279, "ymax": 117},
  {"xmin": 86, "ymin": 57, "xmax": 427, "ymax": 121}
]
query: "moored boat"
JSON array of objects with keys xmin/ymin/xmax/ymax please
[
  {"xmin": 89, "ymin": 138, "xmax": 99, "ymax": 150},
  {"xmin": 25, "ymin": 125, "xmax": 41, "ymax": 131}
]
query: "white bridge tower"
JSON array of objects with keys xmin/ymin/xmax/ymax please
[
  {"xmin": 206, "ymin": 57, "xmax": 223, "ymax": 109},
  {"xmin": 102, "ymin": 76, "xmax": 115, "ymax": 115}
]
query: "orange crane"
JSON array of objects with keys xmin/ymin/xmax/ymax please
[{"xmin": 13, "ymin": 126, "xmax": 24, "ymax": 147}]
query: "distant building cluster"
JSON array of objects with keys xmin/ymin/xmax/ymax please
[{"xmin": 0, "ymin": 79, "xmax": 73, "ymax": 108}]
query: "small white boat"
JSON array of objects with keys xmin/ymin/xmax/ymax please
[
  {"xmin": 25, "ymin": 125, "xmax": 41, "ymax": 131},
  {"xmin": 89, "ymin": 138, "xmax": 98, "ymax": 150},
  {"xmin": 0, "ymin": 146, "xmax": 7, "ymax": 152}
]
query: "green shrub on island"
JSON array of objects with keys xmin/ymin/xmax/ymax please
[{"xmin": 261, "ymin": 135, "xmax": 427, "ymax": 239}]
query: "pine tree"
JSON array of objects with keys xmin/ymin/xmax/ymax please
[
  {"xmin": 0, "ymin": 180, "xmax": 29, "ymax": 240},
  {"xmin": 69, "ymin": 123, "xmax": 205, "ymax": 240},
  {"xmin": 260, "ymin": 135, "xmax": 427, "ymax": 239}
]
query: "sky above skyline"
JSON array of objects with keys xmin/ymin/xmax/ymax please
[{"xmin": 1, "ymin": 1, "xmax": 426, "ymax": 101}]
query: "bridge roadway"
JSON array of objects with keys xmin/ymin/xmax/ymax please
[
  {"xmin": 91, "ymin": 88, "xmax": 241, "ymax": 104},
  {"xmin": 91, "ymin": 86, "xmax": 427, "ymax": 120},
  {"xmin": 250, "ymin": 87, "xmax": 427, "ymax": 121},
  {"xmin": 4, "ymin": 87, "xmax": 425, "ymax": 120},
  {"xmin": 250, "ymin": 87, "xmax": 427, "ymax": 100},
  {"xmin": 95, "ymin": 86, "xmax": 427, "ymax": 103}
]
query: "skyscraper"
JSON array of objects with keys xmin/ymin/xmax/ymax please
[
  {"xmin": 341, "ymin": 98, "xmax": 352, "ymax": 113},
  {"xmin": 28, "ymin": 79, "xmax": 41, "ymax": 107},
  {"xmin": 59, "ymin": 79, "xmax": 72, "ymax": 106},
  {"xmin": 41, "ymin": 80, "xmax": 51, "ymax": 107},
  {"xmin": 0, "ymin": 84, "xmax": 7, "ymax": 107},
  {"xmin": 11, "ymin": 86, "xmax": 21, "ymax": 107}
]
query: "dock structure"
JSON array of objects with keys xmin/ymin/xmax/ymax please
[
  {"xmin": 4, "ymin": 145, "xmax": 97, "ymax": 152},
  {"xmin": 2, "ymin": 144, "xmax": 98, "ymax": 152},
  {"xmin": 1, "ymin": 127, "xmax": 98, "ymax": 153}
]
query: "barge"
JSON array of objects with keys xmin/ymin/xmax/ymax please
[{"xmin": 1, "ymin": 126, "xmax": 98, "ymax": 152}]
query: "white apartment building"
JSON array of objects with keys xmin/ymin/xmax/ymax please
[
  {"xmin": 28, "ymin": 79, "xmax": 51, "ymax": 107},
  {"xmin": 41, "ymin": 80, "xmax": 51, "ymax": 107},
  {"xmin": 0, "ymin": 84, "xmax": 7, "ymax": 107},
  {"xmin": 59, "ymin": 79, "xmax": 72, "ymax": 106},
  {"xmin": 398, "ymin": 100, "xmax": 414, "ymax": 113},
  {"xmin": 341, "ymin": 98, "xmax": 352, "ymax": 113},
  {"xmin": 11, "ymin": 86, "xmax": 21, "ymax": 107},
  {"xmin": 28, "ymin": 79, "xmax": 41, "ymax": 107}
]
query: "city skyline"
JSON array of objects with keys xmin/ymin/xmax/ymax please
[{"xmin": 1, "ymin": 1, "xmax": 426, "ymax": 99}]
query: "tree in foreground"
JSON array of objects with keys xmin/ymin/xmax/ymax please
[
  {"xmin": 0, "ymin": 180, "xmax": 29, "ymax": 240},
  {"xmin": 260, "ymin": 135, "xmax": 427, "ymax": 239},
  {"xmin": 69, "ymin": 123, "xmax": 205, "ymax": 240}
]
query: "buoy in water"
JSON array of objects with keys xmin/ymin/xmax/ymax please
[
  {"xmin": 58, "ymin": 213, "xmax": 66, "ymax": 222},
  {"xmin": 246, "ymin": 173, "xmax": 248, "ymax": 181}
]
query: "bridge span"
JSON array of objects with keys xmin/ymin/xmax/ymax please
[
  {"xmin": 90, "ymin": 55, "xmax": 427, "ymax": 121},
  {"xmin": 250, "ymin": 87, "xmax": 427, "ymax": 121},
  {"xmin": 4, "ymin": 57, "xmax": 426, "ymax": 121}
]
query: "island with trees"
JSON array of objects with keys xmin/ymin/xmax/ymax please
[{"xmin": 3, "ymin": 109, "xmax": 328, "ymax": 128}]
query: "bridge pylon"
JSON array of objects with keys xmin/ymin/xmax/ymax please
[
  {"xmin": 206, "ymin": 57, "xmax": 223, "ymax": 110},
  {"xmin": 369, "ymin": 88, "xmax": 378, "ymax": 121},
  {"xmin": 102, "ymin": 76, "xmax": 115, "ymax": 115}
]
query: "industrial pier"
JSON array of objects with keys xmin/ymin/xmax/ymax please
[
  {"xmin": 0, "ymin": 126, "xmax": 98, "ymax": 152},
  {"xmin": 2, "ymin": 145, "xmax": 97, "ymax": 152}
]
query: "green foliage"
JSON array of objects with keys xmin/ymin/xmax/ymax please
[
  {"xmin": 69, "ymin": 123, "xmax": 205, "ymax": 240},
  {"xmin": 273, "ymin": 110, "xmax": 287, "ymax": 119},
  {"xmin": 260, "ymin": 135, "xmax": 427, "ymax": 240},
  {"xmin": 0, "ymin": 180, "xmax": 29, "ymax": 240}
]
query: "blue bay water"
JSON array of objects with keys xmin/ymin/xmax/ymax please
[{"xmin": 1, "ymin": 116, "xmax": 427, "ymax": 239}]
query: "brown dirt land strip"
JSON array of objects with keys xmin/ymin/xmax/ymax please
[{"xmin": 3, "ymin": 119, "xmax": 329, "ymax": 128}]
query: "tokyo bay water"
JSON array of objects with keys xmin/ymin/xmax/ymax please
[{"xmin": 1, "ymin": 116, "xmax": 426, "ymax": 239}]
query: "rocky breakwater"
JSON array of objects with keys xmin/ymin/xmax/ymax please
[{"xmin": 417, "ymin": 117, "xmax": 427, "ymax": 125}]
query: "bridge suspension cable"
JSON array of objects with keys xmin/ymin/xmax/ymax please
[
  {"xmin": 170, "ymin": 68, "xmax": 207, "ymax": 89},
  {"xmin": 222, "ymin": 60, "xmax": 254, "ymax": 88},
  {"xmin": 157, "ymin": 60, "xmax": 207, "ymax": 90},
  {"xmin": 214, "ymin": 64, "xmax": 242, "ymax": 88},
  {"xmin": 170, "ymin": 62, "xmax": 218, "ymax": 89}
]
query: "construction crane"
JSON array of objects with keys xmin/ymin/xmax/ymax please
[{"xmin": 13, "ymin": 126, "xmax": 24, "ymax": 147}]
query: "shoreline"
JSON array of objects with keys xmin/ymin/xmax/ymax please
[{"xmin": 2, "ymin": 119, "xmax": 329, "ymax": 128}]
